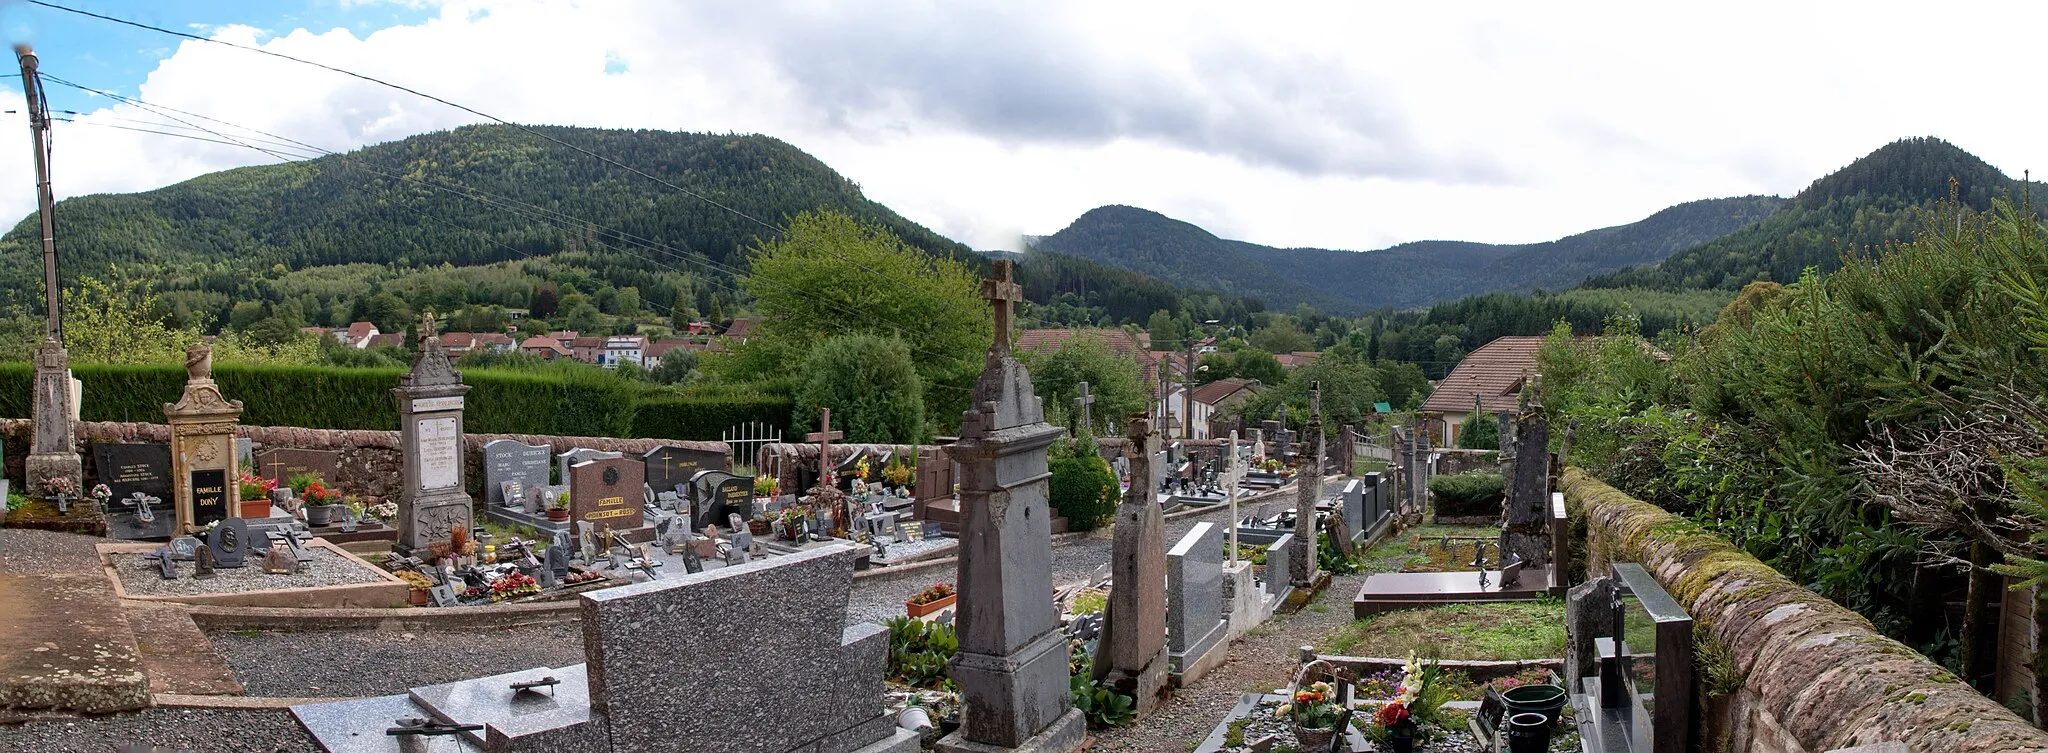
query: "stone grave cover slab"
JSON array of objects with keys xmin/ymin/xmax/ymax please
[
  {"xmin": 570, "ymin": 457, "xmax": 645, "ymax": 533},
  {"xmin": 483, "ymin": 439, "xmax": 551, "ymax": 508},
  {"xmin": 253, "ymin": 447, "xmax": 341, "ymax": 485},
  {"xmin": 293, "ymin": 694, "xmax": 486, "ymax": 753},
  {"xmin": 580, "ymin": 543, "xmax": 898, "ymax": 753},
  {"xmin": 409, "ymin": 664, "xmax": 598, "ymax": 750},
  {"xmin": 1167, "ymin": 521, "xmax": 1227, "ymax": 677}
]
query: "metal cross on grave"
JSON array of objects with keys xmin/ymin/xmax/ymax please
[
  {"xmin": 807, "ymin": 408, "xmax": 845, "ymax": 492},
  {"xmin": 980, "ymin": 259, "xmax": 1024, "ymax": 352},
  {"xmin": 49, "ymin": 491, "xmax": 73, "ymax": 516},
  {"xmin": 1075, "ymin": 381, "xmax": 1095, "ymax": 434}
]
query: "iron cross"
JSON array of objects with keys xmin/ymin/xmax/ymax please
[
  {"xmin": 806, "ymin": 408, "xmax": 845, "ymax": 488},
  {"xmin": 1075, "ymin": 381, "xmax": 1095, "ymax": 433},
  {"xmin": 981, "ymin": 259, "xmax": 1023, "ymax": 351}
]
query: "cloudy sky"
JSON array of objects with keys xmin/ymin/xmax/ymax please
[{"xmin": 1, "ymin": 0, "xmax": 2044, "ymax": 254}]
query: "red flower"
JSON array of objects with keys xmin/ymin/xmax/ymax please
[{"xmin": 1376, "ymin": 701, "xmax": 1410, "ymax": 728}]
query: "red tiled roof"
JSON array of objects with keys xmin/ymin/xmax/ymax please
[
  {"xmin": 1420, "ymin": 336, "xmax": 1547, "ymax": 415},
  {"xmin": 521, "ymin": 337, "xmax": 570, "ymax": 355},
  {"xmin": 366, "ymin": 333, "xmax": 405, "ymax": 349},
  {"xmin": 1190, "ymin": 378, "xmax": 1259, "ymax": 406},
  {"xmin": 570, "ymin": 336, "xmax": 604, "ymax": 348},
  {"xmin": 723, "ymin": 318, "xmax": 757, "ymax": 338},
  {"xmin": 548, "ymin": 331, "xmax": 579, "ymax": 341},
  {"xmin": 1274, "ymin": 351, "xmax": 1322, "ymax": 368},
  {"xmin": 440, "ymin": 332, "xmax": 477, "ymax": 350},
  {"xmin": 474, "ymin": 333, "xmax": 516, "ymax": 346},
  {"xmin": 344, "ymin": 321, "xmax": 378, "ymax": 340}
]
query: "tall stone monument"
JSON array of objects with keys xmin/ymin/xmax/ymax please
[
  {"xmin": 1290, "ymin": 392, "xmax": 1324, "ymax": 588},
  {"xmin": 26, "ymin": 338, "xmax": 80, "ymax": 501},
  {"xmin": 164, "ymin": 343, "xmax": 243, "ymax": 534},
  {"xmin": 1093, "ymin": 415, "xmax": 1169, "ymax": 715},
  {"xmin": 938, "ymin": 260, "xmax": 1085, "ymax": 753},
  {"xmin": 394, "ymin": 314, "xmax": 474, "ymax": 559},
  {"xmin": 1501, "ymin": 377, "xmax": 1552, "ymax": 568}
]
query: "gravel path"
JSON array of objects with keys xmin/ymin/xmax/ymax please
[
  {"xmin": 209, "ymin": 623, "xmax": 588, "ymax": 698},
  {"xmin": 0, "ymin": 708, "xmax": 319, "ymax": 753}
]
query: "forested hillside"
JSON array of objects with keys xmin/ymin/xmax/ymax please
[
  {"xmin": 0, "ymin": 124, "xmax": 971, "ymax": 325},
  {"xmin": 1588, "ymin": 137, "xmax": 2048, "ymax": 289},
  {"xmin": 1034, "ymin": 196, "xmax": 1781, "ymax": 313}
]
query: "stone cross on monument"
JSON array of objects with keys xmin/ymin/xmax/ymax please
[
  {"xmin": 982, "ymin": 259, "xmax": 1023, "ymax": 353},
  {"xmin": 937, "ymin": 262, "xmax": 1084, "ymax": 753},
  {"xmin": 1074, "ymin": 381, "xmax": 1095, "ymax": 435}
]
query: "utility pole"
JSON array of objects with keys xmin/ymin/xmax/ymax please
[
  {"xmin": 1182, "ymin": 335, "xmax": 1197, "ymax": 440},
  {"xmin": 17, "ymin": 44, "xmax": 60, "ymax": 340},
  {"xmin": 17, "ymin": 44, "xmax": 81, "ymax": 501}
]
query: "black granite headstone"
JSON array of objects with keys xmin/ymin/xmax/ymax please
[
  {"xmin": 191, "ymin": 468, "xmax": 230, "ymax": 529},
  {"xmin": 641, "ymin": 446, "xmax": 727, "ymax": 496}
]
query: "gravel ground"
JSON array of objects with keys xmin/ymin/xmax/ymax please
[
  {"xmin": 111, "ymin": 548, "xmax": 386, "ymax": 596},
  {"xmin": 209, "ymin": 622, "xmax": 588, "ymax": 698},
  {"xmin": 0, "ymin": 708, "xmax": 320, "ymax": 753}
]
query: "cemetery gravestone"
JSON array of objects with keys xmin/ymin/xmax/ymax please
[
  {"xmin": 94, "ymin": 442, "xmax": 174, "ymax": 539},
  {"xmin": 556, "ymin": 448, "xmax": 622, "ymax": 487},
  {"xmin": 570, "ymin": 458, "xmax": 646, "ymax": 533},
  {"xmin": 483, "ymin": 440, "xmax": 551, "ymax": 508},
  {"xmin": 1166, "ymin": 521, "xmax": 1228, "ymax": 683},
  {"xmin": 580, "ymin": 544, "xmax": 915, "ymax": 753},
  {"xmin": 394, "ymin": 313, "xmax": 474, "ymax": 559},
  {"xmin": 253, "ymin": 448, "xmax": 342, "ymax": 486},
  {"xmin": 640, "ymin": 446, "xmax": 727, "ymax": 498},
  {"xmin": 1095, "ymin": 416, "xmax": 1170, "ymax": 714},
  {"xmin": 208, "ymin": 517, "xmax": 251, "ymax": 568},
  {"xmin": 164, "ymin": 342, "xmax": 243, "ymax": 534},
  {"xmin": 935, "ymin": 260, "xmax": 1084, "ymax": 753}
]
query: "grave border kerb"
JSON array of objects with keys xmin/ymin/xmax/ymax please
[{"xmin": 96, "ymin": 538, "xmax": 410, "ymax": 609}]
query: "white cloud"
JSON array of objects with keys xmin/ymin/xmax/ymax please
[{"xmin": 3, "ymin": 0, "xmax": 2047, "ymax": 257}]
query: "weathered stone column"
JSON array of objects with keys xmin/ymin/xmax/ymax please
[
  {"xmin": 25, "ymin": 338, "xmax": 81, "ymax": 501},
  {"xmin": 164, "ymin": 343, "xmax": 243, "ymax": 534},
  {"xmin": 1290, "ymin": 415, "xmax": 1323, "ymax": 587},
  {"xmin": 394, "ymin": 314, "xmax": 474, "ymax": 560},
  {"xmin": 937, "ymin": 261, "xmax": 1084, "ymax": 753},
  {"xmin": 1093, "ymin": 416, "xmax": 1169, "ymax": 715},
  {"xmin": 1501, "ymin": 382, "xmax": 1552, "ymax": 568}
]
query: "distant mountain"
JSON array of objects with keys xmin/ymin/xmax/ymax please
[
  {"xmin": 1033, "ymin": 197, "xmax": 1783, "ymax": 313},
  {"xmin": 1587, "ymin": 137, "xmax": 2048, "ymax": 290},
  {"xmin": 0, "ymin": 124, "xmax": 975, "ymax": 315}
]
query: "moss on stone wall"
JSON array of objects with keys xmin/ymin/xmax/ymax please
[{"xmin": 1561, "ymin": 468, "xmax": 2048, "ymax": 753}]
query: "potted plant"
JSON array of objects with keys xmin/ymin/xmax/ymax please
[
  {"xmin": 237, "ymin": 473, "xmax": 277, "ymax": 519},
  {"xmin": 747, "ymin": 512, "xmax": 773, "ymax": 536},
  {"xmin": 396, "ymin": 570, "xmax": 435, "ymax": 606},
  {"xmin": 778, "ymin": 507, "xmax": 808, "ymax": 541},
  {"xmin": 545, "ymin": 490, "xmax": 572, "ymax": 522},
  {"xmin": 489, "ymin": 571, "xmax": 541, "ymax": 602},
  {"xmin": 1369, "ymin": 654, "xmax": 1440, "ymax": 753},
  {"xmin": 1276, "ymin": 673, "xmax": 1345, "ymax": 751},
  {"xmin": 90, "ymin": 483, "xmax": 112, "ymax": 512},
  {"xmin": 754, "ymin": 476, "xmax": 779, "ymax": 503},
  {"xmin": 882, "ymin": 460, "xmax": 913, "ymax": 490},
  {"xmin": 906, "ymin": 582, "xmax": 957, "ymax": 617},
  {"xmin": 301, "ymin": 478, "xmax": 344, "ymax": 526}
]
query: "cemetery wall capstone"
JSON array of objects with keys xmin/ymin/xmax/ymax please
[
  {"xmin": 1561, "ymin": 468, "xmax": 2048, "ymax": 753},
  {"xmin": 1433, "ymin": 449, "xmax": 1500, "ymax": 476},
  {"xmin": 0, "ymin": 419, "xmax": 724, "ymax": 502}
]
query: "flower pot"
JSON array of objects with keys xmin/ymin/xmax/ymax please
[
  {"xmin": 546, "ymin": 508, "xmax": 571, "ymax": 522},
  {"xmin": 304, "ymin": 504, "xmax": 334, "ymax": 526},
  {"xmin": 1501, "ymin": 683, "xmax": 1568, "ymax": 728},
  {"xmin": 239, "ymin": 499, "xmax": 273, "ymax": 519},
  {"xmin": 1506, "ymin": 712, "xmax": 1553, "ymax": 753},
  {"xmin": 906, "ymin": 592, "xmax": 957, "ymax": 618},
  {"xmin": 408, "ymin": 588, "xmax": 430, "ymax": 606},
  {"xmin": 1386, "ymin": 724, "xmax": 1415, "ymax": 753},
  {"xmin": 748, "ymin": 519, "xmax": 771, "ymax": 536},
  {"xmin": 1291, "ymin": 723, "xmax": 1338, "ymax": 752}
]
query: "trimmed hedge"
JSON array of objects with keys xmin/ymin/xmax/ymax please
[
  {"xmin": 1427, "ymin": 470, "xmax": 1505, "ymax": 517},
  {"xmin": 0, "ymin": 362, "xmax": 772, "ymax": 441},
  {"xmin": 631, "ymin": 394, "xmax": 794, "ymax": 441}
]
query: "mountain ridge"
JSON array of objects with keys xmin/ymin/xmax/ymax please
[{"xmin": 1033, "ymin": 195, "xmax": 1784, "ymax": 313}]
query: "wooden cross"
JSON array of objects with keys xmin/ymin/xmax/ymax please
[
  {"xmin": 806, "ymin": 408, "xmax": 844, "ymax": 489},
  {"xmin": 980, "ymin": 260, "xmax": 1023, "ymax": 351},
  {"xmin": 1075, "ymin": 381, "xmax": 1095, "ymax": 433}
]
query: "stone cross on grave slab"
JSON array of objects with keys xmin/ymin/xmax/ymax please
[
  {"xmin": 49, "ymin": 491, "xmax": 74, "ymax": 516},
  {"xmin": 1075, "ymin": 381, "xmax": 1095, "ymax": 434},
  {"xmin": 807, "ymin": 408, "xmax": 844, "ymax": 492},
  {"xmin": 981, "ymin": 259, "xmax": 1023, "ymax": 352}
]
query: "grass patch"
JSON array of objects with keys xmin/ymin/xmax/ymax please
[
  {"xmin": 1357, "ymin": 524, "xmax": 1498, "ymax": 575},
  {"xmin": 1353, "ymin": 458, "xmax": 1389, "ymax": 476},
  {"xmin": 1319, "ymin": 601, "xmax": 1567, "ymax": 660}
]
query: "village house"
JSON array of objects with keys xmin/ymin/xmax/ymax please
[
  {"xmin": 337, "ymin": 321, "xmax": 380, "ymax": 349},
  {"xmin": 1162, "ymin": 377, "xmax": 1262, "ymax": 439},
  {"xmin": 1420, "ymin": 335, "xmax": 1546, "ymax": 445},
  {"xmin": 569, "ymin": 335, "xmax": 605, "ymax": 363},
  {"xmin": 519, "ymin": 336, "xmax": 571, "ymax": 360},
  {"xmin": 600, "ymin": 335, "xmax": 648, "ymax": 367}
]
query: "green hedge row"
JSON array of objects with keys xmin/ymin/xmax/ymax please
[
  {"xmin": 0, "ymin": 362, "xmax": 784, "ymax": 441},
  {"xmin": 1427, "ymin": 470, "xmax": 1506, "ymax": 517},
  {"xmin": 630, "ymin": 394, "xmax": 795, "ymax": 441}
]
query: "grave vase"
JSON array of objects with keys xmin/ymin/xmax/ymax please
[
  {"xmin": 546, "ymin": 507, "xmax": 570, "ymax": 522},
  {"xmin": 408, "ymin": 588, "xmax": 430, "ymax": 606},
  {"xmin": 239, "ymin": 497, "xmax": 272, "ymax": 519},
  {"xmin": 305, "ymin": 504, "xmax": 335, "ymax": 527}
]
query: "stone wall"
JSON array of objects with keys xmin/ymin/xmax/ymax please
[
  {"xmin": 1561, "ymin": 468, "xmax": 2048, "ymax": 753},
  {"xmin": 3, "ymin": 418, "xmax": 726, "ymax": 502}
]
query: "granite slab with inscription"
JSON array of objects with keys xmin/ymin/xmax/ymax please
[{"xmin": 483, "ymin": 440, "xmax": 552, "ymax": 508}]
